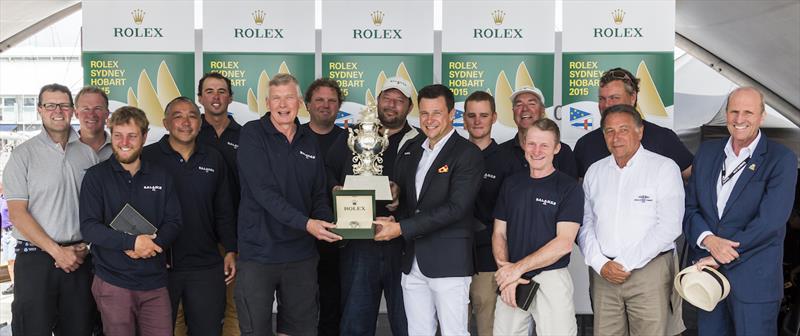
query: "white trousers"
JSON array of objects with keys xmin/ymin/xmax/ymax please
[
  {"xmin": 401, "ymin": 258, "xmax": 472, "ymax": 336},
  {"xmin": 493, "ymin": 268, "xmax": 577, "ymax": 336}
]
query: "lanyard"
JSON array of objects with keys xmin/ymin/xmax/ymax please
[{"xmin": 721, "ymin": 156, "xmax": 750, "ymax": 186}]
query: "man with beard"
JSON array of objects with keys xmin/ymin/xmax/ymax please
[
  {"xmin": 75, "ymin": 86, "xmax": 113, "ymax": 160},
  {"xmin": 499, "ymin": 87, "xmax": 578, "ymax": 178},
  {"xmin": 80, "ymin": 106, "xmax": 182, "ymax": 336},
  {"xmin": 142, "ymin": 97, "xmax": 237, "ymax": 336},
  {"xmin": 3, "ymin": 83, "xmax": 99, "ymax": 335},
  {"xmin": 326, "ymin": 76, "xmax": 419, "ymax": 335},
  {"xmin": 302, "ymin": 78, "xmax": 347, "ymax": 336}
]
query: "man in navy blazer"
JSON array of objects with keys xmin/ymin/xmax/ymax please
[
  {"xmin": 685, "ymin": 87, "xmax": 798, "ymax": 335},
  {"xmin": 374, "ymin": 84, "xmax": 484, "ymax": 335}
]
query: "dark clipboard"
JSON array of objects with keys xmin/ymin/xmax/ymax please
[
  {"xmin": 109, "ymin": 203, "xmax": 157, "ymax": 236},
  {"xmin": 497, "ymin": 277, "xmax": 540, "ymax": 311}
]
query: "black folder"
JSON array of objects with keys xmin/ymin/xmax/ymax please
[
  {"xmin": 497, "ymin": 278, "xmax": 540, "ymax": 311},
  {"xmin": 109, "ymin": 203, "xmax": 157, "ymax": 236}
]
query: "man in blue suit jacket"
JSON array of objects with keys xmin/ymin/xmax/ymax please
[{"xmin": 686, "ymin": 87, "xmax": 798, "ymax": 335}]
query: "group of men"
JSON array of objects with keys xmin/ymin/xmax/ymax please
[{"xmin": 1, "ymin": 65, "xmax": 796, "ymax": 336}]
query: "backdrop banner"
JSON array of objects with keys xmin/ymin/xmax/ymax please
[
  {"xmin": 322, "ymin": 0, "xmax": 434, "ymax": 127},
  {"xmin": 442, "ymin": 0, "xmax": 555, "ymax": 143},
  {"xmin": 561, "ymin": 0, "xmax": 675, "ymax": 146}
]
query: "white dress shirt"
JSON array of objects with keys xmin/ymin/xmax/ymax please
[
  {"xmin": 415, "ymin": 128, "xmax": 456, "ymax": 200},
  {"xmin": 578, "ymin": 146, "xmax": 685, "ymax": 273},
  {"xmin": 696, "ymin": 131, "xmax": 762, "ymax": 249}
]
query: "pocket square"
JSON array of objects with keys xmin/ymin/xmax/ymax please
[{"xmin": 438, "ymin": 165, "xmax": 449, "ymax": 173}]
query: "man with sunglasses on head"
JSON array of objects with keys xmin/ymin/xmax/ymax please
[
  {"xmin": 573, "ymin": 67, "xmax": 693, "ymax": 179},
  {"xmin": 76, "ymin": 86, "xmax": 113, "ymax": 161},
  {"xmin": 3, "ymin": 83, "xmax": 99, "ymax": 335}
]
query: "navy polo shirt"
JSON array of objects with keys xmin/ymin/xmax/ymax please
[
  {"xmin": 474, "ymin": 140, "xmax": 516, "ymax": 272},
  {"xmin": 199, "ymin": 114, "xmax": 242, "ymax": 204},
  {"xmin": 500, "ymin": 135, "xmax": 579, "ymax": 178},
  {"xmin": 573, "ymin": 119, "xmax": 693, "ymax": 177},
  {"xmin": 142, "ymin": 136, "xmax": 237, "ymax": 272},
  {"xmin": 80, "ymin": 158, "xmax": 182, "ymax": 291},
  {"xmin": 237, "ymin": 114, "xmax": 333, "ymax": 264},
  {"xmin": 302, "ymin": 123, "xmax": 346, "ymax": 159},
  {"xmin": 494, "ymin": 170, "xmax": 583, "ymax": 278}
]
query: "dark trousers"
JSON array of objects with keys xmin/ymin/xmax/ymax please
[
  {"xmin": 168, "ymin": 265, "xmax": 226, "ymax": 336},
  {"xmin": 11, "ymin": 250, "xmax": 95, "ymax": 336},
  {"xmin": 339, "ymin": 239, "xmax": 408, "ymax": 336},
  {"xmin": 235, "ymin": 256, "xmax": 319, "ymax": 336},
  {"xmin": 697, "ymin": 294, "xmax": 780, "ymax": 336},
  {"xmin": 317, "ymin": 241, "xmax": 341, "ymax": 336},
  {"xmin": 92, "ymin": 276, "xmax": 172, "ymax": 336}
]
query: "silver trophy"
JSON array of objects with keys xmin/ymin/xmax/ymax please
[{"xmin": 343, "ymin": 102, "xmax": 392, "ymax": 200}]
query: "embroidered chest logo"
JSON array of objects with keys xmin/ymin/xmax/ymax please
[
  {"xmin": 198, "ymin": 166, "xmax": 215, "ymax": 173},
  {"xmin": 536, "ymin": 197, "xmax": 557, "ymax": 206},
  {"xmin": 143, "ymin": 185, "xmax": 163, "ymax": 192},
  {"xmin": 483, "ymin": 173, "xmax": 496, "ymax": 180},
  {"xmin": 634, "ymin": 195, "xmax": 653, "ymax": 203},
  {"xmin": 299, "ymin": 150, "xmax": 316, "ymax": 160},
  {"xmin": 227, "ymin": 141, "xmax": 239, "ymax": 149}
]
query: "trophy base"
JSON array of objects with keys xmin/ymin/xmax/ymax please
[
  {"xmin": 343, "ymin": 175, "xmax": 392, "ymax": 201},
  {"xmin": 331, "ymin": 226, "xmax": 376, "ymax": 239}
]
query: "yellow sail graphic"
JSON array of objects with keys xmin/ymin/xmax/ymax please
[
  {"xmin": 635, "ymin": 61, "xmax": 668, "ymax": 118},
  {"xmin": 278, "ymin": 61, "xmax": 290, "ymax": 74},
  {"xmin": 136, "ymin": 70, "xmax": 163, "ymax": 124},
  {"xmin": 395, "ymin": 62, "xmax": 418, "ymax": 117},
  {"xmin": 156, "ymin": 61, "xmax": 181, "ymax": 110},
  {"xmin": 514, "ymin": 62, "xmax": 534, "ymax": 90},
  {"xmin": 495, "ymin": 70, "xmax": 515, "ymax": 127},
  {"xmin": 365, "ymin": 89, "xmax": 376, "ymax": 108},
  {"xmin": 257, "ymin": 70, "xmax": 270, "ymax": 116},
  {"xmin": 127, "ymin": 88, "xmax": 138, "ymax": 108},
  {"xmin": 247, "ymin": 88, "xmax": 258, "ymax": 114},
  {"xmin": 375, "ymin": 71, "xmax": 387, "ymax": 98}
]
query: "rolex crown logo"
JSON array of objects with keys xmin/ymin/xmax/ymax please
[
  {"xmin": 371, "ymin": 10, "xmax": 385, "ymax": 26},
  {"xmin": 612, "ymin": 9, "xmax": 625, "ymax": 25},
  {"xmin": 492, "ymin": 10, "xmax": 505, "ymax": 25},
  {"xmin": 252, "ymin": 9, "xmax": 266, "ymax": 25},
  {"xmin": 131, "ymin": 9, "xmax": 145, "ymax": 25}
]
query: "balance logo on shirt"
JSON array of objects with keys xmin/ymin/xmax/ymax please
[
  {"xmin": 634, "ymin": 195, "xmax": 653, "ymax": 203},
  {"xmin": 143, "ymin": 185, "xmax": 163, "ymax": 192},
  {"xmin": 198, "ymin": 166, "xmax": 215, "ymax": 173},
  {"xmin": 536, "ymin": 197, "xmax": 557, "ymax": 206},
  {"xmin": 226, "ymin": 141, "xmax": 239, "ymax": 150},
  {"xmin": 298, "ymin": 150, "xmax": 316, "ymax": 160},
  {"xmin": 483, "ymin": 173, "xmax": 496, "ymax": 180}
]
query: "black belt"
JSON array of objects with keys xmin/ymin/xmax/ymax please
[
  {"xmin": 15, "ymin": 240, "xmax": 84, "ymax": 254},
  {"xmin": 604, "ymin": 249, "xmax": 673, "ymax": 261}
]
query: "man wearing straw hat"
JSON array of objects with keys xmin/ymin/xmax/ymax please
[{"xmin": 685, "ymin": 87, "xmax": 797, "ymax": 335}]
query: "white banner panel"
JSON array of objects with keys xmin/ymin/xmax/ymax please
[
  {"xmin": 203, "ymin": 0, "xmax": 315, "ymax": 53},
  {"xmin": 561, "ymin": 0, "xmax": 675, "ymax": 147},
  {"xmin": 442, "ymin": 0, "xmax": 554, "ymax": 53},
  {"xmin": 82, "ymin": 0, "xmax": 194, "ymax": 52},
  {"xmin": 322, "ymin": 0, "xmax": 433, "ymax": 53},
  {"xmin": 562, "ymin": 0, "xmax": 675, "ymax": 52}
]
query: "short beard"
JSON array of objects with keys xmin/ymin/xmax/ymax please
[
  {"xmin": 114, "ymin": 148, "xmax": 141, "ymax": 164},
  {"xmin": 378, "ymin": 110, "xmax": 405, "ymax": 129}
]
